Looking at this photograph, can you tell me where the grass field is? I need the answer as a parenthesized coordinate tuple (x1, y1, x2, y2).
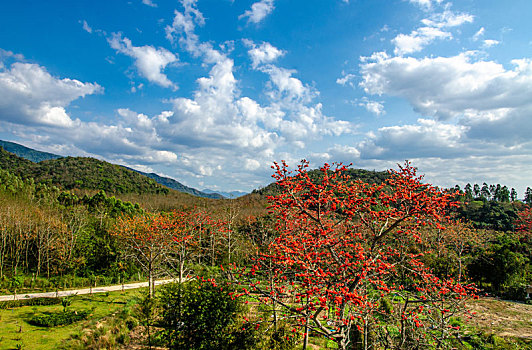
(0, 288, 145, 350)
(1, 290, 531, 350)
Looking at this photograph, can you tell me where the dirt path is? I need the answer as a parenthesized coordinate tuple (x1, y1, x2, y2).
(465, 297, 532, 339)
(0, 279, 176, 301)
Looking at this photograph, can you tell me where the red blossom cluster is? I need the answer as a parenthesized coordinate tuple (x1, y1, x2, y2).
(232, 160, 477, 349)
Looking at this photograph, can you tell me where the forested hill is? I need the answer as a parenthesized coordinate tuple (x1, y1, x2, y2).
(0, 148, 168, 195)
(0, 140, 62, 163)
(252, 167, 390, 196)
(0, 140, 222, 199)
(125, 167, 224, 199)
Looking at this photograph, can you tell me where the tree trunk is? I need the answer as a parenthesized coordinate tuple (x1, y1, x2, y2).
(148, 261, 153, 298)
(303, 295, 310, 349)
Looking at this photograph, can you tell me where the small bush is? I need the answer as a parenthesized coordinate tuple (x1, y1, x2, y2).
(159, 281, 254, 350)
(261, 322, 299, 350)
(0, 297, 61, 309)
(125, 317, 138, 330)
(29, 310, 89, 327)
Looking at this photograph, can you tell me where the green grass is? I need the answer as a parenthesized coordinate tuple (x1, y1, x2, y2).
(0, 288, 145, 350)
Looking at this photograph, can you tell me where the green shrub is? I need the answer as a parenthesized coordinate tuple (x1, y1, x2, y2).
(261, 322, 299, 350)
(159, 281, 256, 350)
(29, 310, 89, 327)
(0, 297, 61, 309)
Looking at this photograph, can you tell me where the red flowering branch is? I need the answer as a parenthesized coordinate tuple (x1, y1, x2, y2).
(231, 160, 477, 350)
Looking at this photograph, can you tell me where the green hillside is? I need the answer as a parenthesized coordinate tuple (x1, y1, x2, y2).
(0, 140, 222, 199)
(125, 167, 224, 199)
(0, 148, 168, 195)
(0, 140, 62, 162)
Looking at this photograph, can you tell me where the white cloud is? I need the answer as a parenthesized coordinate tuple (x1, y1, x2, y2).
(357, 118, 466, 159)
(422, 9, 474, 28)
(262, 65, 314, 102)
(355, 49, 532, 193)
(392, 6, 473, 55)
(162, 0, 354, 175)
(473, 27, 485, 41)
(394, 155, 532, 195)
(142, 0, 157, 7)
(1, 0, 357, 192)
(336, 72, 356, 87)
(0, 60, 101, 127)
(239, 0, 275, 24)
(309, 144, 360, 164)
(358, 97, 385, 116)
(393, 27, 451, 55)
(82, 20, 92, 33)
(360, 52, 532, 122)
(409, 0, 443, 10)
(108, 34, 178, 88)
(482, 39, 500, 48)
(244, 159, 261, 171)
(0, 49, 24, 63)
(243, 39, 285, 68)
(165, 0, 204, 44)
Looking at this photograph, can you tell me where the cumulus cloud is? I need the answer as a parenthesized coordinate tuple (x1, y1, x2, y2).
(309, 144, 361, 165)
(336, 72, 356, 87)
(239, 0, 275, 24)
(482, 39, 500, 48)
(421, 9, 474, 28)
(163, 0, 353, 157)
(108, 34, 178, 88)
(355, 48, 532, 193)
(393, 27, 451, 55)
(165, 0, 204, 45)
(409, 0, 443, 10)
(243, 39, 285, 68)
(357, 119, 467, 159)
(2, 0, 357, 192)
(358, 97, 385, 116)
(142, 0, 157, 7)
(360, 52, 532, 122)
(0, 60, 101, 127)
(392, 6, 473, 55)
(340, 0, 532, 194)
(395, 155, 532, 195)
(262, 66, 315, 102)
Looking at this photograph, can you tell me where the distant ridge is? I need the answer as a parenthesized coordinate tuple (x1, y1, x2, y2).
(124, 167, 224, 199)
(0, 140, 62, 163)
(0, 140, 222, 199)
(202, 189, 248, 199)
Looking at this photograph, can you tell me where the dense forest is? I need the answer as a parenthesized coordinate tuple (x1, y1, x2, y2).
(0, 148, 531, 349)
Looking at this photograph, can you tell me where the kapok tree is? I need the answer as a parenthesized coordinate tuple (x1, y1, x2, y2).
(232, 161, 477, 350)
(516, 205, 532, 235)
(165, 210, 206, 283)
(113, 213, 175, 297)
(426, 219, 484, 282)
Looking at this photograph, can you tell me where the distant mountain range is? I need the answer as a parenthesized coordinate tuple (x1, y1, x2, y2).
(0, 140, 242, 199)
(123, 167, 224, 199)
(201, 189, 248, 199)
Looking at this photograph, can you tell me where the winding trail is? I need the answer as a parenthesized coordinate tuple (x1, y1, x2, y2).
(0, 279, 176, 301)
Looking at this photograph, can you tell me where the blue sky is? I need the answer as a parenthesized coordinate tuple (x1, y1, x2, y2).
(1, 0, 531, 195)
